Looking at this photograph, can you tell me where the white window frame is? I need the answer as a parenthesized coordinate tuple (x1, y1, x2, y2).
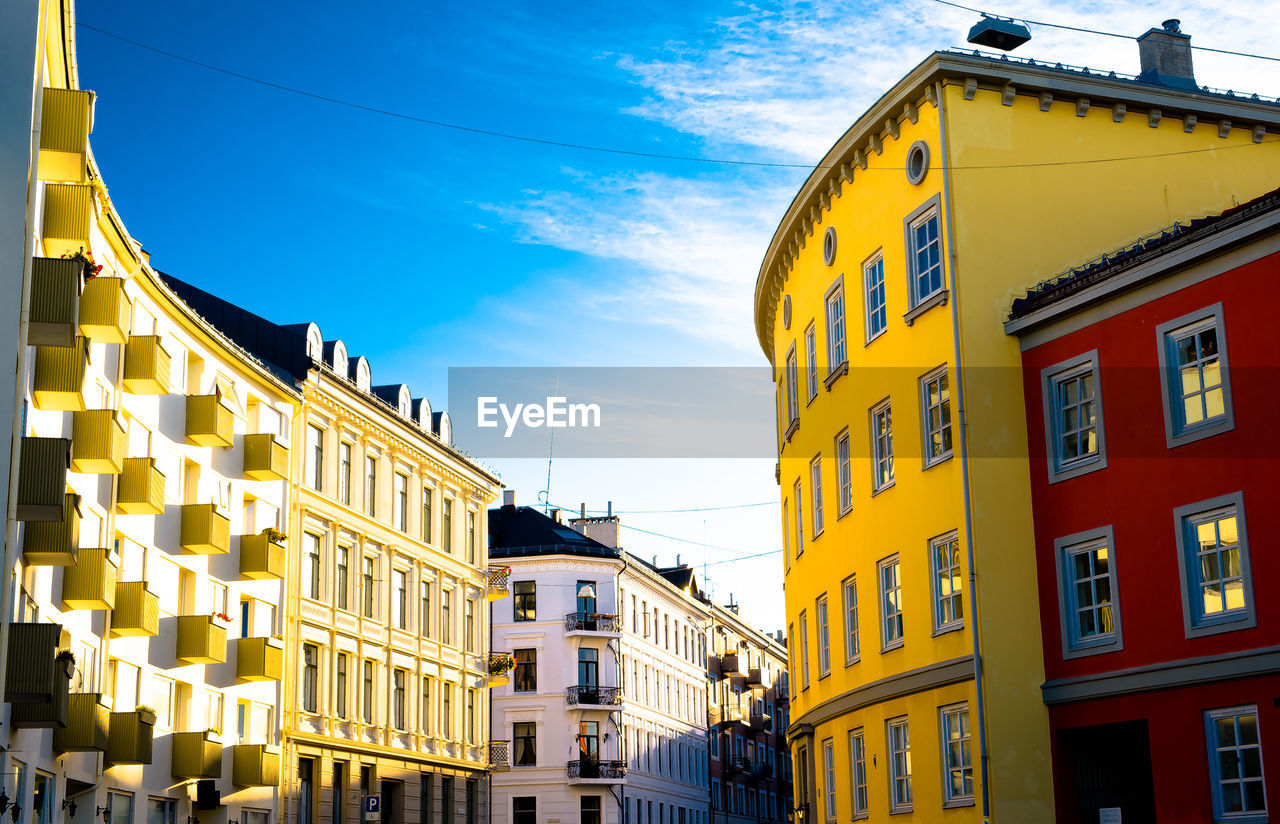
(887, 716, 913, 813)
(940, 704, 974, 807)
(825, 277, 847, 379)
(863, 251, 886, 344)
(822, 738, 836, 821)
(810, 456, 824, 538)
(785, 344, 800, 431)
(849, 728, 868, 819)
(1054, 525, 1123, 658)
(1156, 304, 1234, 448)
(871, 399, 894, 493)
(878, 556, 903, 651)
(798, 610, 810, 690)
(1174, 492, 1255, 639)
(903, 194, 946, 319)
(1205, 704, 1268, 822)
(930, 532, 963, 635)
(835, 430, 852, 516)
(1041, 350, 1107, 482)
(793, 479, 804, 558)
(805, 323, 819, 403)
(842, 575, 859, 665)
(815, 594, 830, 677)
(920, 365, 953, 468)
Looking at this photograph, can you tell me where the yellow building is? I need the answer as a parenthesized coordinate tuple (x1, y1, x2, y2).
(756, 26, 1280, 823)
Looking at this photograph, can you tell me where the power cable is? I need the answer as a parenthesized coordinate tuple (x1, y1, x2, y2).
(571, 501, 777, 515)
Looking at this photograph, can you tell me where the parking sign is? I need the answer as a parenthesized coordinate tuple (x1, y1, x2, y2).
(364, 795, 381, 823)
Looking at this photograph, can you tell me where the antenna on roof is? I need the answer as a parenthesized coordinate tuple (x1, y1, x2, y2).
(539, 371, 560, 514)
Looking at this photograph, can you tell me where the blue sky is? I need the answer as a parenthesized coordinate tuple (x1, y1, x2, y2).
(76, 0, 1280, 629)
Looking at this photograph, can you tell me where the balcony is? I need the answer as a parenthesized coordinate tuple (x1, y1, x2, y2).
(111, 582, 160, 637)
(41, 183, 92, 259)
(176, 615, 228, 665)
(746, 666, 768, 688)
(243, 434, 288, 481)
(749, 760, 774, 781)
(239, 533, 286, 580)
(180, 504, 231, 555)
(105, 708, 155, 765)
(53, 693, 108, 753)
(71, 409, 126, 474)
(566, 759, 626, 784)
(38, 88, 93, 183)
(564, 612, 622, 637)
(5, 622, 62, 702)
(22, 492, 80, 566)
(10, 655, 72, 729)
(486, 566, 510, 600)
(79, 276, 130, 344)
(235, 637, 283, 682)
(716, 704, 747, 727)
(488, 652, 515, 687)
(31, 337, 88, 411)
(748, 710, 773, 733)
(116, 457, 165, 515)
(232, 744, 279, 787)
(727, 756, 750, 776)
(488, 740, 510, 772)
(17, 436, 70, 521)
(186, 394, 235, 447)
(720, 652, 745, 678)
(28, 257, 84, 347)
(172, 731, 222, 779)
(61, 548, 117, 610)
(122, 335, 171, 395)
(565, 685, 623, 709)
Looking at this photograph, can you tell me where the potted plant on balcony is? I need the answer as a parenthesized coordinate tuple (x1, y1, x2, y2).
(55, 649, 76, 679)
(262, 527, 287, 545)
(210, 611, 232, 627)
(488, 652, 516, 676)
(60, 248, 102, 282)
(135, 704, 157, 726)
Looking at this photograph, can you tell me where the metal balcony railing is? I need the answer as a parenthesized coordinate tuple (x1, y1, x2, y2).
(486, 566, 510, 600)
(565, 685, 622, 707)
(488, 740, 510, 772)
(564, 612, 621, 633)
(566, 759, 626, 781)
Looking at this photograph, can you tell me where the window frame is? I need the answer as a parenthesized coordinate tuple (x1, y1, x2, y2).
(939, 703, 975, 807)
(919, 365, 953, 469)
(842, 575, 859, 666)
(835, 429, 852, 517)
(784, 343, 800, 437)
(870, 399, 894, 494)
(862, 251, 887, 344)
(810, 456, 824, 539)
(1204, 704, 1268, 822)
(886, 715, 913, 813)
(824, 276, 848, 387)
(849, 728, 868, 819)
(1173, 492, 1255, 639)
(1054, 525, 1124, 658)
(793, 479, 804, 558)
(798, 610, 810, 690)
(1041, 350, 1108, 482)
(902, 193, 947, 323)
(929, 532, 964, 636)
(1156, 303, 1234, 448)
(878, 555, 903, 652)
(822, 738, 837, 821)
(805, 323, 819, 403)
(815, 594, 831, 678)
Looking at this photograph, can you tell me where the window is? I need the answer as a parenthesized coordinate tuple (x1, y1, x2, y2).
(465, 599, 476, 652)
(336, 546, 350, 610)
(581, 796, 602, 824)
(1055, 526, 1122, 657)
(467, 512, 477, 564)
(905, 198, 944, 312)
(339, 442, 352, 504)
(879, 556, 903, 650)
(363, 557, 376, 618)
(1205, 706, 1267, 820)
(835, 431, 852, 516)
(887, 716, 912, 812)
(422, 487, 434, 543)
(1175, 494, 1255, 638)
(513, 580, 535, 621)
(513, 798, 536, 824)
(421, 677, 432, 735)
(822, 739, 836, 821)
(307, 425, 323, 490)
(931, 533, 963, 633)
(871, 400, 893, 492)
(467, 689, 477, 742)
(810, 457, 824, 538)
(805, 324, 818, 402)
(389, 569, 407, 630)
(336, 654, 348, 718)
(147, 798, 176, 824)
(785, 345, 799, 429)
(362, 660, 375, 724)
(421, 580, 432, 637)
(793, 480, 804, 558)
(842, 576, 859, 664)
(798, 610, 810, 689)
(816, 595, 830, 677)
(1041, 351, 1106, 480)
(940, 704, 974, 806)
(304, 534, 321, 600)
(150, 676, 174, 729)
(365, 456, 377, 517)
(302, 644, 318, 713)
(298, 759, 314, 824)
(825, 280, 846, 373)
(920, 367, 952, 466)
(442, 590, 452, 645)
(393, 669, 407, 730)
(443, 499, 453, 553)
(395, 473, 409, 531)
(849, 729, 868, 818)
(513, 649, 537, 692)
(863, 253, 886, 342)
(1157, 305, 1233, 447)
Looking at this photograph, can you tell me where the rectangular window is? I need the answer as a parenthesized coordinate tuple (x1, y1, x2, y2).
(816, 595, 830, 677)
(395, 473, 409, 531)
(849, 729, 868, 818)
(822, 738, 836, 821)
(805, 324, 818, 402)
(842, 576, 859, 664)
(467, 511, 477, 564)
(513, 649, 537, 692)
(365, 456, 377, 517)
(516, 722, 540, 766)
(826, 280, 846, 371)
(513, 580, 535, 621)
(871, 400, 894, 492)
(1042, 351, 1106, 481)
(393, 570, 408, 630)
(785, 346, 799, 428)
(442, 591, 452, 645)
(793, 480, 804, 558)
(581, 796, 602, 824)
(798, 610, 810, 689)
(940, 704, 974, 806)
(513, 798, 536, 824)
(1157, 306, 1233, 447)
(1175, 494, 1255, 638)
(297, 760, 313, 824)
(422, 487, 434, 544)
(879, 556, 903, 650)
(1055, 526, 1122, 657)
(304, 533, 322, 600)
(363, 557, 376, 618)
(421, 677, 432, 735)
(307, 425, 323, 491)
(931, 533, 963, 633)
(887, 716, 912, 812)
(393, 669, 407, 730)
(362, 660, 375, 724)
(906, 203, 943, 309)
(465, 599, 476, 652)
(421, 580, 432, 637)
(810, 457, 824, 538)
(467, 689, 477, 742)
(920, 367, 953, 466)
(302, 644, 318, 713)
(336, 653, 348, 718)
(835, 431, 852, 516)
(339, 442, 352, 505)
(336, 546, 350, 611)
(1205, 705, 1267, 819)
(443, 499, 453, 554)
(863, 253, 886, 342)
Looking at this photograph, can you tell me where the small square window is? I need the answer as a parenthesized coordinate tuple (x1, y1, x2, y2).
(920, 366, 953, 467)
(1054, 526, 1123, 658)
(1156, 304, 1234, 448)
(1041, 350, 1107, 482)
(1174, 493, 1255, 638)
(1205, 705, 1268, 821)
(870, 400, 894, 493)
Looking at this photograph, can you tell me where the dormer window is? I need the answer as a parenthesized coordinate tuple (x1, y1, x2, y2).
(304, 323, 323, 361)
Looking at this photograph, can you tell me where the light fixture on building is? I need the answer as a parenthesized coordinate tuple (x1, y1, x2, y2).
(96, 806, 111, 824)
(9, 805, 18, 823)
(967, 15, 1032, 50)
(61, 800, 77, 817)
(577, 584, 596, 599)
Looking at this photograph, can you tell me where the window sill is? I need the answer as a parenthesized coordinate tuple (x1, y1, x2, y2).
(923, 451, 953, 471)
(1167, 417, 1233, 449)
(864, 329, 885, 348)
(881, 640, 904, 653)
(932, 622, 964, 638)
(1186, 610, 1256, 639)
(903, 290, 949, 326)
(844, 656, 860, 668)
(888, 806, 914, 816)
(784, 418, 800, 444)
(871, 480, 896, 498)
(942, 799, 975, 809)
(1049, 453, 1106, 484)
(1062, 637, 1122, 659)
(824, 362, 849, 391)
(836, 504, 853, 522)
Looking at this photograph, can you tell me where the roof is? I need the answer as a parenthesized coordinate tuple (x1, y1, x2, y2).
(489, 505, 620, 560)
(1007, 185, 1280, 325)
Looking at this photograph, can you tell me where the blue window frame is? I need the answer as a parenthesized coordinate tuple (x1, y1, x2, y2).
(1157, 305, 1234, 448)
(1174, 493, 1255, 638)
(1054, 526, 1123, 658)
(863, 253, 886, 342)
(1205, 705, 1268, 822)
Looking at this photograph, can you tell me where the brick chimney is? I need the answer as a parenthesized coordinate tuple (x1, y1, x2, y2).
(1137, 19, 1196, 91)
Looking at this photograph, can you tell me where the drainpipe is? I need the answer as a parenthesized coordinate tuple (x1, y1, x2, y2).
(935, 79, 992, 823)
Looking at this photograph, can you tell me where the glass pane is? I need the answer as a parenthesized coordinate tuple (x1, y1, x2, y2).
(1219, 516, 1238, 546)
(1095, 577, 1111, 605)
(1203, 583, 1224, 616)
(1197, 521, 1219, 551)
(1217, 717, 1238, 748)
(1244, 780, 1266, 811)
(1224, 579, 1246, 612)
(1181, 365, 1203, 396)
(1202, 358, 1221, 389)
(1221, 750, 1242, 780)
(1243, 747, 1263, 778)
(1074, 553, 1091, 581)
(1239, 714, 1259, 746)
(1200, 328, 1218, 357)
(1222, 781, 1243, 812)
(1060, 381, 1078, 406)
(1094, 547, 1109, 575)
(1077, 608, 1095, 637)
(1205, 387, 1225, 419)
(1201, 553, 1222, 583)
(1184, 395, 1204, 425)
(1176, 336, 1198, 367)
(1223, 547, 1242, 578)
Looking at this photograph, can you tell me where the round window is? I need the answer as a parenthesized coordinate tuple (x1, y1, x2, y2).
(822, 226, 837, 266)
(782, 295, 792, 330)
(906, 140, 930, 185)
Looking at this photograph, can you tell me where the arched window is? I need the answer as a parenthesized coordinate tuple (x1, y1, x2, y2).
(436, 411, 452, 446)
(414, 398, 432, 430)
(354, 357, 371, 392)
(305, 323, 323, 361)
(330, 340, 348, 378)
(398, 385, 412, 418)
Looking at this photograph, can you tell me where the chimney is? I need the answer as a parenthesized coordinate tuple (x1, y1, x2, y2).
(502, 489, 516, 508)
(1137, 19, 1196, 90)
(550, 508, 561, 524)
(676, 554, 681, 567)
(580, 502, 586, 518)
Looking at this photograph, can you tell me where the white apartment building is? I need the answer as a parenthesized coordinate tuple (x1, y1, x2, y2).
(489, 497, 710, 824)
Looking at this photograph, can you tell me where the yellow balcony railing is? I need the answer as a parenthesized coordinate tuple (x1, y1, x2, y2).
(71, 409, 126, 474)
(487, 566, 511, 601)
(111, 582, 159, 637)
(239, 533, 286, 580)
(61, 548, 118, 611)
(105, 708, 155, 765)
(232, 744, 280, 787)
(10, 656, 71, 729)
(17, 437, 70, 521)
(176, 615, 228, 665)
(186, 395, 234, 447)
(28, 257, 83, 347)
(4, 623, 62, 703)
(53, 693, 108, 753)
(235, 637, 283, 682)
(38, 88, 93, 184)
(243, 434, 288, 481)
(31, 337, 88, 411)
(41, 184, 92, 259)
(116, 457, 165, 515)
(172, 731, 222, 779)
(180, 504, 231, 555)
(23, 492, 80, 566)
(122, 335, 171, 395)
(79, 276, 130, 345)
